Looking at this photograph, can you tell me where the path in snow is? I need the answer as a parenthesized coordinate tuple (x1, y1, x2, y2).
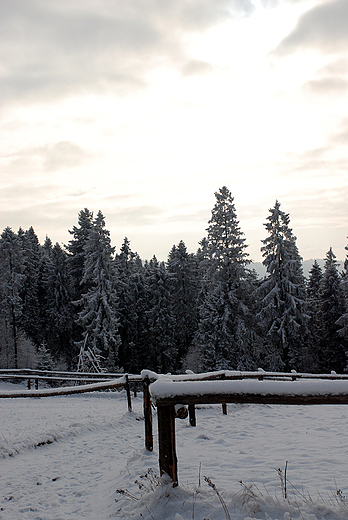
(0, 390, 147, 519)
(1, 383, 348, 519)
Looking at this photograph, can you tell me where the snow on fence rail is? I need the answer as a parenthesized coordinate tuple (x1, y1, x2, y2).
(141, 370, 348, 487)
(0, 375, 127, 397)
(0, 369, 142, 385)
(0, 371, 143, 412)
(0, 368, 132, 382)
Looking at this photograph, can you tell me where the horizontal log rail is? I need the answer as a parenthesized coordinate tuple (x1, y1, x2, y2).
(155, 392, 348, 407)
(0, 368, 142, 380)
(0, 376, 128, 398)
(0, 374, 127, 383)
(141, 369, 348, 383)
(0, 370, 142, 398)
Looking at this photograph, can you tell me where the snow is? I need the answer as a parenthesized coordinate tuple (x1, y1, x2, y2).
(1, 380, 348, 519)
(149, 378, 348, 401)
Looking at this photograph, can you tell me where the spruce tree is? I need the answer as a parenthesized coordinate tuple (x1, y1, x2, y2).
(36, 342, 55, 371)
(76, 211, 121, 370)
(44, 243, 75, 368)
(256, 201, 307, 371)
(67, 208, 95, 352)
(337, 238, 348, 344)
(194, 187, 261, 371)
(67, 208, 94, 300)
(19, 227, 41, 347)
(167, 240, 199, 367)
(144, 256, 176, 373)
(0, 227, 25, 368)
(305, 260, 323, 371)
(35, 236, 54, 348)
(116, 237, 146, 372)
(318, 248, 347, 372)
(121, 263, 149, 372)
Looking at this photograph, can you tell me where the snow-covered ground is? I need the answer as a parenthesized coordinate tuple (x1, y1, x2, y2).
(1, 380, 348, 519)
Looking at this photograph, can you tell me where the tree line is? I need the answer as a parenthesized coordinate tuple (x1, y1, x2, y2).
(1, 186, 347, 374)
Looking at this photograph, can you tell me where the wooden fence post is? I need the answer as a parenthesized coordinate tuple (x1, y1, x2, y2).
(27, 379, 31, 390)
(143, 376, 153, 452)
(222, 403, 227, 415)
(157, 404, 178, 487)
(35, 378, 38, 390)
(125, 374, 132, 412)
(188, 404, 196, 426)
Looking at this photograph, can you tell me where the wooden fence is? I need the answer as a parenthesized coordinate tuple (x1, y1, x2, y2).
(3, 369, 348, 487)
(145, 371, 348, 486)
(0, 369, 142, 411)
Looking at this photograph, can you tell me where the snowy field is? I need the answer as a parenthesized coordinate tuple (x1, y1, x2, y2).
(1, 381, 348, 519)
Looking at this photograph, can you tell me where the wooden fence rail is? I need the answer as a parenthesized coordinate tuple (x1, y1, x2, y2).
(0, 371, 142, 411)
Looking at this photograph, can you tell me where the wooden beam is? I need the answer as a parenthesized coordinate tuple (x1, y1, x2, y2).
(143, 376, 153, 451)
(125, 374, 132, 412)
(157, 404, 178, 486)
(155, 392, 348, 407)
(188, 404, 196, 426)
(0, 378, 127, 398)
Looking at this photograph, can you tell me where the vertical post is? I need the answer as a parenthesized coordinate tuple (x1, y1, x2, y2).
(28, 378, 31, 390)
(188, 404, 196, 426)
(157, 404, 178, 486)
(143, 376, 153, 451)
(125, 374, 132, 412)
(35, 378, 39, 390)
(222, 403, 227, 415)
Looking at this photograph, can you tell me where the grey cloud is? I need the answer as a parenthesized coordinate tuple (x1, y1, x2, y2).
(181, 59, 214, 77)
(301, 58, 348, 96)
(42, 141, 87, 171)
(108, 205, 163, 227)
(0, 182, 91, 214)
(288, 187, 348, 219)
(0, 141, 88, 192)
(330, 118, 348, 145)
(274, 0, 348, 55)
(0, 0, 246, 106)
(302, 76, 348, 96)
(0, 182, 57, 201)
(165, 208, 211, 224)
(319, 58, 348, 75)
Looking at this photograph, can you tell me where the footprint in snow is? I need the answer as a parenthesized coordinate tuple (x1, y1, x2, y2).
(196, 434, 210, 440)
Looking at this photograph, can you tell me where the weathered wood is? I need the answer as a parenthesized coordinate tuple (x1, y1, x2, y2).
(155, 392, 348, 407)
(157, 404, 178, 486)
(222, 403, 227, 415)
(188, 404, 196, 427)
(175, 404, 188, 419)
(0, 374, 127, 383)
(143, 376, 153, 451)
(125, 374, 132, 412)
(35, 378, 38, 390)
(27, 379, 31, 390)
(0, 378, 127, 398)
(0, 368, 128, 378)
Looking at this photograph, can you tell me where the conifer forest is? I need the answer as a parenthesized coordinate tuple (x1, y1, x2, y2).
(1, 187, 348, 374)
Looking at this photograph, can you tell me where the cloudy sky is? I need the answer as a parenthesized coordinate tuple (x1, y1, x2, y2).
(1, 0, 347, 263)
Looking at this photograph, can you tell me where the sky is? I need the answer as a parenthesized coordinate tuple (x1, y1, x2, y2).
(1, 0, 348, 263)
